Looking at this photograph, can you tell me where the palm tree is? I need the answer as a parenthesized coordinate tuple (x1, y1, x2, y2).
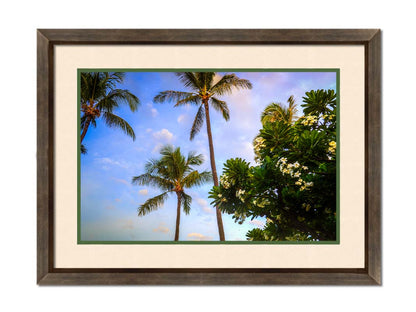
(154, 72, 252, 241)
(132, 145, 212, 241)
(261, 95, 298, 124)
(80, 72, 140, 146)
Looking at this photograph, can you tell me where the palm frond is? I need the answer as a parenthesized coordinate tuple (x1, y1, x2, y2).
(210, 97, 230, 121)
(210, 73, 253, 96)
(98, 89, 140, 112)
(190, 105, 205, 141)
(138, 191, 170, 216)
(159, 144, 176, 158)
(80, 114, 86, 129)
(196, 72, 216, 89)
(174, 94, 201, 107)
(132, 173, 174, 191)
(261, 102, 283, 123)
(287, 95, 295, 107)
(180, 192, 192, 215)
(287, 95, 298, 120)
(102, 112, 136, 140)
(182, 170, 212, 188)
(175, 72, 201, 91)
(159, 145, 187, 180)
(80, 144, 87, 154)
(185, 151, 204, 167)
(261, 96, 298, 124)
(153, 91, 195, 104)
(144, 158, 161, 174)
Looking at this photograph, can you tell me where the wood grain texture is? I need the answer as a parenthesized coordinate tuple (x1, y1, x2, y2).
(36, 29, 382, 285)
(40, 270, 378, 285)
(37, 31, 50, 284)
(38, 29, 378, 44)
(366, 30, 382, 284)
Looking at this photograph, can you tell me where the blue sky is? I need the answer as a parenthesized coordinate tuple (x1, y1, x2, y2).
(80, 71, 337, 241)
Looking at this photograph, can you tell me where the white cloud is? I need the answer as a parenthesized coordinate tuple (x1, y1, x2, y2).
(122, 219, 135, 230)
(153, 224, 169, 233)
(196, 198, 208, 206)
(248, 220, 265, 228)
(202, 206, 214, 214)
(196, 198, 214, 214)
(153, 129, 174, 142)
(111, 177, 129, 185)
(138, 189, 148, 196)
(151, 108, 158, 117)
(147, 103, 159, 117)
(177, 114, 187, 123)
(187, 232, 213, 241)
(152, 143, 163, 154)
(146, 128, 152, 133)
(95, 157, 129, 169)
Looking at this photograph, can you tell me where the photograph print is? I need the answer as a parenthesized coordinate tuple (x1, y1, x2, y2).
(79, 70, 338, 243)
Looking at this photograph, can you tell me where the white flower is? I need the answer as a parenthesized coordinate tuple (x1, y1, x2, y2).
(301, 115, 319, 126)
(220, 175, 231, 189)
(236, 189, 246, 202)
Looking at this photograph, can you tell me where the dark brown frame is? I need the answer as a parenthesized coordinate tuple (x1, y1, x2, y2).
(37, 29, 381, 285)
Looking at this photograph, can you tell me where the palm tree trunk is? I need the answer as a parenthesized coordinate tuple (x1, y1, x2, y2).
(203, 101, 225, 241)
(80, 116, 92, 143)
(175, 192, 181, 241)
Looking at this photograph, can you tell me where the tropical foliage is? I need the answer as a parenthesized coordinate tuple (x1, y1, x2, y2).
(209, 89, 337, 241)
(132, 145, 212, 241)
(153, 72, 253, 241)
(80, 72, 140, 152)
(261, 95, 298, 124)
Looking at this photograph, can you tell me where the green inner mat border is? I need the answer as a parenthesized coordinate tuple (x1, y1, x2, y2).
(77, 68, 340, 245)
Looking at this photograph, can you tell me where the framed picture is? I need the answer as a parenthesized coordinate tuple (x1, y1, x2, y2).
(37, 29, 381, 285)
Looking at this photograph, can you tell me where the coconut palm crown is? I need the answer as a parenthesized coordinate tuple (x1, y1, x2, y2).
(153, 72, 252, 241)
(261, 95, 298, 124)
(80, 72, 140, 148)
(132, 145, 212, 241)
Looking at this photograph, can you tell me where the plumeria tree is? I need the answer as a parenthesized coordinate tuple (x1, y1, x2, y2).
(209, 89, 337, 241)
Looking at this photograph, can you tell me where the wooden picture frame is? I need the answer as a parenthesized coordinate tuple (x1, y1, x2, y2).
(37, 29, 381, 285)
